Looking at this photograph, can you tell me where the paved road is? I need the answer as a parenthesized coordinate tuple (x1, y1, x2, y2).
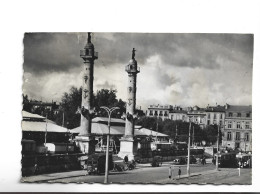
(162, 168, 251, 184)
(44, 163, 217, 184)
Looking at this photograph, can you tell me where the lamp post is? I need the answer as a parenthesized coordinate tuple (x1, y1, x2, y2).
(100, 106, 120, 184)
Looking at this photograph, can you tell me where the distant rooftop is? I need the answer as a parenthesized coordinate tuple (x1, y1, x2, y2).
(225, 104, 252, 112)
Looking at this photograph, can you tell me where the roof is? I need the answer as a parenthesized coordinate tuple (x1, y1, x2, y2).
(22, 111, 45, 119)
(205, 105, 226, 112)
(225, 105, 252, 112)
(22, 120, 77, 133)
(71, 123, 168, 137)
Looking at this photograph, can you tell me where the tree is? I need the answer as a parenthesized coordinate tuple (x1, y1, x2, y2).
(55, 87, 82, 129)
(22, 94, 32, 112)
(56, 87, 126, 129)
(202, 124, 222, 145)
(135, 116, 163, 132)
(93, 89, 126, 118)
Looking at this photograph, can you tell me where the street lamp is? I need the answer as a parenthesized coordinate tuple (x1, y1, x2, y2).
(100, 106, 120, 184)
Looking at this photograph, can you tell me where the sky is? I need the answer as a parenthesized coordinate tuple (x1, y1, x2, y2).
(23, 33, 253, 110)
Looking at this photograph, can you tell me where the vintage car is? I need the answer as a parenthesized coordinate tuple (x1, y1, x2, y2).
(185, 155, 197, 164)
(173, 157, 186, 165)
(86, 153, 113, 175)
(151, 156, 163, 167)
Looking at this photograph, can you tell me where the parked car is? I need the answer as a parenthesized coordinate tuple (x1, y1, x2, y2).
(151, 156, 163, 167)
(173, 157, 186, 165)
(86, 153, 113, 175)
(185, 155, 197, 164)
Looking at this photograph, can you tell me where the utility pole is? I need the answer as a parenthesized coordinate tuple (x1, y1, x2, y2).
(156, 116, 158, 143)
(62, 112, 65, 127)
(44, 114, 48, 146)
(187, 121, 191, 177)
(192, 125, 195, 147)
(216, 123, 220, 171)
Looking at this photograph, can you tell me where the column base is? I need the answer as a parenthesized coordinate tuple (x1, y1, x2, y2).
(118, 137, 138, 161)
(75, 135, 95, 155)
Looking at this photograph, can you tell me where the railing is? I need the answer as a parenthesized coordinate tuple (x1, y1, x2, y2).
(125, 65, 140, 73)
(80, 50, 98, 59)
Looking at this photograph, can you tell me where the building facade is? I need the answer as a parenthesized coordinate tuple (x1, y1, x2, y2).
(222, 104, 252, 152)
(146, 104, 173, 120)
(205, 105, 226, 126)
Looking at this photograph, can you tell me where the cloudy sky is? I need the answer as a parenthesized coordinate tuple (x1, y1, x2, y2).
(23, 33, 253, 110)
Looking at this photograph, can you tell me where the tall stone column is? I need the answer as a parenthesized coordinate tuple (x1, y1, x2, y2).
(118, 48, 140, 160)
(75, 33, 98, 154)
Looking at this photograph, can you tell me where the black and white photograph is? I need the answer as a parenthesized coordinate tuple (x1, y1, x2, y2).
(1, 0, 260, 192)
(21, 32, 253, 184)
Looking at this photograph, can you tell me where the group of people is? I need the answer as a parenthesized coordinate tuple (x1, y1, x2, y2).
(169, 166, 182, 179)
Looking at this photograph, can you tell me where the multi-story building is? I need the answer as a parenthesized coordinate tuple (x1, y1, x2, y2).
(222, 104, 252, 152)
(168, 106, 187, 121)
(186, 106, 207, 128)
(146, 104, 173, 120)
(205, 105, 226, 126)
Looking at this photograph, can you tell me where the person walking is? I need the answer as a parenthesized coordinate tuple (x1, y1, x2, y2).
(178, 167, 181, 179)
(168, 166, 172, 179)
(124, 155, 129, 164)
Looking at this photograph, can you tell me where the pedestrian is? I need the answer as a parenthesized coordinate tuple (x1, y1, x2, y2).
(202, 157, 206, 165)
(168, 166, 172, 179)
(34, 160, 38, 175)
(171, 165, 175, 179)
(178, 167, 181, 179)
(124, 155, 129, 165)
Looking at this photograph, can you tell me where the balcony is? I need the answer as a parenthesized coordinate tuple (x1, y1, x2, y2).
(80, 50, 98, 59)
(125, 65, 140, 73)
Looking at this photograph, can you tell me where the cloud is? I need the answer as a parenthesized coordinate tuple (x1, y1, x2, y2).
(23, 33, 253, 109)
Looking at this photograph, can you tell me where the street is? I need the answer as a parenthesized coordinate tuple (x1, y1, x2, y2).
(22, 163, 251, 184)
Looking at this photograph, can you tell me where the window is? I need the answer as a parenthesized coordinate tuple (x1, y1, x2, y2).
(214, 114, 216, 119)
(208, 114, 210, 119)
(149, 110, 153, 116)
(235, 132, 240, 140)
(207, 120, 210, 125)
(245, 122, 250, 129)
(246, 113, 250, 117)
(154, 111, 158, 116)
(227, 132, 232, 140)
(237, 122, 241, 129)
(245, 133, 249, 141)
(220, 114, 223, 119)
(237, 113, 241, 117)
(228, 121, 232, 128)
(228, 112, 233, 117)
(235, 142, 240, 149)
(220, 120, 222, 126)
